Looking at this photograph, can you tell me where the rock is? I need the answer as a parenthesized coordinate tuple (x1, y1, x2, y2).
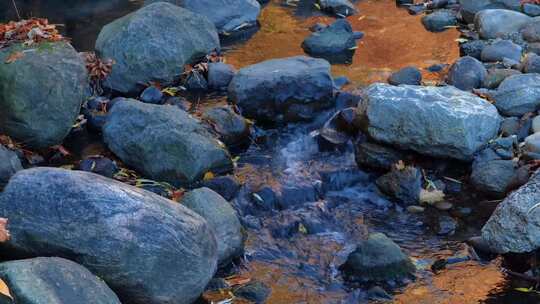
(434, 201, 453, 211)
(302, 19, 356, 63)
(0, 168, 218, 304)
(319, 108, 357, 146)
(252, 187, 279, 212)
(437, 215, 457, 236)
(184, 70, 209, 91)
(139, 86, 163, 104)
(103, 100, 232, 186)
(459, 0, 507, 23)
(320, 169, 369, 192)
(492, 73, 540, 116)
(407, 205, 425, 213)
(480, 40, 522, 62)
(0, 257, 121, 304)
(200, 175, 241, 201)
(525, 132, 540, 153)
(532, 116, 540, 133)
(355, 142, 404, 171)
(0, 42, 88, 148)
(360, 84, 501, 160)
(500, 117, 521, 136)
(522, 20, 540, 42)
(474, 9, 532, 40)
(333, 76, 351, 89)
(0, 145, 22, 187)
(421, 9, 457, 32)
(460, 40, 487, 59)
(181, 188, 244, 266)
(524, 3, 540, 17)
(208, 62, 236, 90)
(340, 233, 415, 283)
(481, 170, 540, 253)
(483, 68, 521, 89)
(522, 53, 540, 73)
(470, 160, 517, 197)
(228, 56, 334, 124)
(144, 0, 260, 34)
(95, 2, 220, 94)
(202, 106, 251, 149)
(447, 56, 487, 90)
(367, 286, 393, 301)
(234, 281, 271, 304)
(78, 156, 118, 178)
(387, 66, 422, 86)
(318, 0, 357, 17)
(376, 166, 422, 205)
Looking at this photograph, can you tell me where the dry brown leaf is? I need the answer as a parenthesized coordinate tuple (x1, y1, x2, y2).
(0, 218, 10, 243)
(4, 51, 23, 64)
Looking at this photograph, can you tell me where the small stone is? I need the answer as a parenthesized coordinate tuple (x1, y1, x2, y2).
(481, 40, 523, 63)
(388, 66, 422, 86)
(437, 215, 457, 236)
(434, 201, 453, 211)
(139, 86, 163, 104)
(234, 281, 271, 304)
(407, 205, 425, 213)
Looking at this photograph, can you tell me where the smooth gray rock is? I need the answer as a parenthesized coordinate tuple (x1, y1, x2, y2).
(144, 0, 260, 33)
(0, 145, 22, 187)
(421, 9, 457, 32)
(470, 160, 517, 197)
(0, 42, 88, 148)
(522, 20, 540, 42)
(475, 9, 532, 39)
(447, 56, 487, 90)
(228, 56, 334, 124)
(482, 170, 540, 253)
(103, 100, 232, 186)
(208, 62, 236, 90)
(0, 168, 218, 304)
(95, 2, 220, 94)
(481, 40, 523, 62)
(202, 106, 250, 149)
(360, 84, 502, 160)
(387, 66, 422, 86)
(492, 73, 540, 116)
(0, 257, 121, 304)
(302, 19, 356, 63)
(181, 187, 244, 266)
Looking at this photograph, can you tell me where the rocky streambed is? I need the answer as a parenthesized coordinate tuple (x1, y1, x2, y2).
(1, 0, 540, 303)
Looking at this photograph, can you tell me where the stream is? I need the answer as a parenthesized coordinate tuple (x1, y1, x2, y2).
(2, 0, 540, 303)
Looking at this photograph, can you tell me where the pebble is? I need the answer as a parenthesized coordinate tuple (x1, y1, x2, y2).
(407, 205, 425, 213)
(434, 201, 453, 211)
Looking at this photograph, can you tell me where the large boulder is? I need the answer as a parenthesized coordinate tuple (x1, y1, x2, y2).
(0, 257, 121, 304)
(144, 0, 260, 34)
(95, 2, 220, 94)
(103, 100, 232, 186)
(0, 42, 88, 148)
(482, 170, 540, 253)
(359, 84, 501, 161)
(0, 145, 22, 187)
(492, 73, 540, 116)
(0, 168, 218, 304)
(460, 0, 521, 23)
(474, 9, 532, 39)
(181, 187, 244, 266)
(228, 56, 334, 124)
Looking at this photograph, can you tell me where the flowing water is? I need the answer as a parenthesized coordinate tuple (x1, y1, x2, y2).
(2, 0, 540, 303)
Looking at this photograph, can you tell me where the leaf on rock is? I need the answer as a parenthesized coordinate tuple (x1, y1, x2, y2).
(4, 51, 23, 64)
(419, 189, 445, 205)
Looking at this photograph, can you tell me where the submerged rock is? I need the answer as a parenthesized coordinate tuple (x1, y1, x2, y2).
(228, 56, 334, 124)
(302, 19, 357, 63)
(0, 42, 88, 148)
(492, 73, 540, 116)
(234, 280, 271, 303)
(0, 168, 218, 304)
(103, 100, 232, 186)
(355, 142, 405, 171)
(0, 145, 22, 187)
(0, 257, 121, 304)
(202, 106, 251, 149)
(95, 2, 219, 93)
(376, 166, 422, 205)
(340, 233, 415, 283)
(474, 9, 532, 40)
(359, 84, 501, 161)
(447, 56, 487, 91)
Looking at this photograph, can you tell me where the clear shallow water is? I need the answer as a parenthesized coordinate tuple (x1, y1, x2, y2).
(2, 0, 539, 303)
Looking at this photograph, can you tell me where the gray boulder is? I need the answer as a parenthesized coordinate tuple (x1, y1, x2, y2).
(470, 160, 517, 197)
(0, 145, 22, 187)
(228, 56, 334, 124)
(492, 73, 540, 116)
(95, 2, 220, 94)
(359, 84, 501, 160)
(0, 168, 218, 304)
(144, 0, 260, 34)
(459, 0, 510, 23)
(0, 257, 120, 304)
(0, 42, 88, 148)
(482, 170, 540, 253)
(302, 19, 357, 64)
(103, 100, 232, 186)
(181, 187, 244, 266)
(376, 166, 422, 205)
(447, 56, 487, 91)
(474, 9, 532, 39)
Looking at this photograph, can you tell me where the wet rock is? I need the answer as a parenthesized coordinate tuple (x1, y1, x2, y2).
(522, 20, 540, 42)
(201, 175, 241, 201)
(360, 84, 501, 160)
(0, 257, 121, 304)
(95, 2, 219, 94)
(524, 3, 540, 17)
(355, 142, 404, 171)
(483, 68, 521, 89)
(163, 96, 189, 110)
(0, 168, 218, 304)
(319, 108, 357, 146)
(421, 9, 457, 32)
(340, 233, 415, 283)
(145, 0, 260, 34)
(279, 184, 320, 209)
(366, 286, 393, 301)
(474, 9, 532, 40)
(522, 53, 540, 73)
(437, 215, 457, 236)
(492, 73, 540, 116)
(78, 156, 118, 178)
(459, 40, 487, 59)
(318, 0, 357, 17)
(208, 62, 236, 90)
(0, 145, 22, 187)
(228, 56, 334, 124)
(252, 187, 279, 211)
(481, 40, 523, 62)
(376, 166, 422, 205)
(234, 281, 271, 304)
(203, 106, 251, 149)
(471, 160, 517, 197)
(139, 86, 163, 104)
(387, 66, 422, 86)
(320, 169, 369, 192)
(447, 56, 487, 90)
(181, 187, 244, 266)
(0, 42, 88, 148)
(103, 100, 232, 186)
(185, 70, 209, 91)
(302, 19, 356, 63)
(482, 170, 540, 253)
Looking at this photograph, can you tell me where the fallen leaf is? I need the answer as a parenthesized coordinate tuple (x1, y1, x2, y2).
(419, 189, 445, 205)
(203, 171, 215, 181)
(4, 51, 23, 63)
(0, 218, 10, 243)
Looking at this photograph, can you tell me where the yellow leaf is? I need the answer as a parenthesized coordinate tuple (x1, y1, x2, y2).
(515, 287, 534, 293)
(203, 172, 215, 181)
(298, 223, 308, 234)
(313, 3, 321, 10)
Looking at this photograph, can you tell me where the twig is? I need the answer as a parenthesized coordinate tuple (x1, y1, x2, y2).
(11, 0, 21, 21)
